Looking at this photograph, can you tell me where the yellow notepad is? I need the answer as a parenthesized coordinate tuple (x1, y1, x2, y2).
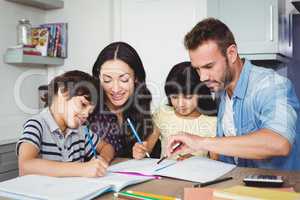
(213, 186, 300, 200)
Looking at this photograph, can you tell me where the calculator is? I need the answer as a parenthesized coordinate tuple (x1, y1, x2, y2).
(243, 174, 284, 187)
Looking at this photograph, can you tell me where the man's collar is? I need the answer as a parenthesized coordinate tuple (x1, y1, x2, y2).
(231, 59, 252, 99)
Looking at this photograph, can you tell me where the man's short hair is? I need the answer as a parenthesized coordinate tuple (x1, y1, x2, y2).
(184, 18, 236, 56)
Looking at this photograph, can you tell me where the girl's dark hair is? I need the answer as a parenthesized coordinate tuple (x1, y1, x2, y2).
(165, 61, 217, 116)
(43, 70, 99, 107)
(92, 42, 153, 141)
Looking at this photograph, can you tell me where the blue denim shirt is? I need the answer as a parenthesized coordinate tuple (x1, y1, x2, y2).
(217, 59, 300, 170)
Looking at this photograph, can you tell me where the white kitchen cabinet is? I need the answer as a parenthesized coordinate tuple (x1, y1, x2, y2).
(114, 0, 292, 64)
(0, 139, 18, 182)
(211, 0, 293, 60)
(113, 0, 214, 107)
(112, 0, 292, 106)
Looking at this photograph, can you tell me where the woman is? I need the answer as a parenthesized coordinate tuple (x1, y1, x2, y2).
(90, 42, 161, 158)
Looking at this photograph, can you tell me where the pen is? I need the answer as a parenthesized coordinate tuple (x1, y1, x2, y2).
(156, 142, 182, 164)
(83, 125, 98, 159)
(127, 118, 150, 158)
(194, 176, 233, 187)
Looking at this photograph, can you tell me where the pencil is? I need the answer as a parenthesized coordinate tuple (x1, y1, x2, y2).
(114, 192, 157, 200)
(156, 155, 167, 164)
(114, 192, 144, 200)
(83, 126, 98, 159)
(127, 190, 180, 200)
(156, 142, 182, 164)
(194, 176, 233, 187)
(127, 118, 150, 158)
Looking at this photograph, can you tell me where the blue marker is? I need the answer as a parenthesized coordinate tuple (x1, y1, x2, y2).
(83, 126, 98, 159)
(126, 118, 150, 158)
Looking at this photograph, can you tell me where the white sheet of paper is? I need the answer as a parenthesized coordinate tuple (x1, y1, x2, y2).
(154, 157, 236, 183)
(108, 158, 176, 174)
(0, 175, 110, 200)
(0, 172, 152, 200)
(109, 157, 236, 183)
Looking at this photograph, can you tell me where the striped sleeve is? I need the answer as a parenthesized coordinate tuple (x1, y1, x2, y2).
(16, 118, 43, 155)
(84, 131, 100, 161)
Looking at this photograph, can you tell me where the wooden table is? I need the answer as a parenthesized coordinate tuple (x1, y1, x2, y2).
(98, 167, 300, 199)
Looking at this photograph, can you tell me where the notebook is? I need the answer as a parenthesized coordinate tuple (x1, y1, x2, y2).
(213, 186, 300, 200)
(0, 171, 153, 200)
(110, 157, 236, 183)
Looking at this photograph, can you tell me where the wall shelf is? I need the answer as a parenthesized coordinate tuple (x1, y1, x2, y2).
(240, 53, 290, 64)
(5, 0, 64, 10)
(4, 49, 64, 65)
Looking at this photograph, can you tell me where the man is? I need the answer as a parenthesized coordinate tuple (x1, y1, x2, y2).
(167, 18, 300, 170)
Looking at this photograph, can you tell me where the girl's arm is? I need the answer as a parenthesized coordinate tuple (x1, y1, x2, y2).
(145, 125, 161, 152)
(208, 152, 219, 160)
(18, 143, 108, 177)
(132, 125, 161, 159)
(96, 140, 115, 164)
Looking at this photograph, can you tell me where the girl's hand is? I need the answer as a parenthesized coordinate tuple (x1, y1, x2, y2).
(82, 158, 108, 177)
(176, 153, 194, 161)
(132, 142, 148, 160)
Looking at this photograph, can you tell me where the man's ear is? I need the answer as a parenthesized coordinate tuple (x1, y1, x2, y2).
(226, 44, 238, 64)
(57, 87, 69, 98)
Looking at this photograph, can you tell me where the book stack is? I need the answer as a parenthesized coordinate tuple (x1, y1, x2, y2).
(6, 45, 41, 56)
(40, 23, 68, 58)
(33, 23, 68, 58)
(213, 186, 300, 200)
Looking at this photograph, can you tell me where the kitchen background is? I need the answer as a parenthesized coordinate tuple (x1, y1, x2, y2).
(0, 0, 299, 180)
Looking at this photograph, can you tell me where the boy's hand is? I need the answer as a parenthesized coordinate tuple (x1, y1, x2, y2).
(82, 158, 108, 177)
(132, 142, 148, 160)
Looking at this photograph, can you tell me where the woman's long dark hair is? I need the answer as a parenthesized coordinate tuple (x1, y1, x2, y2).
(92, 42, 153, 142)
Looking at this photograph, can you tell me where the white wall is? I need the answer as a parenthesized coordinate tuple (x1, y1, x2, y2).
(44, 0, 113, 80)
(113, 0, 208, 109)
(0, 0, 48, 141)
(0, 0, 113, 142)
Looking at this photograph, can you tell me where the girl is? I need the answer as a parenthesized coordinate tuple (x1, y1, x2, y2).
(133, 61, 218, 160)
(90, 42, 161, 158)
(17, 70, 114, 177)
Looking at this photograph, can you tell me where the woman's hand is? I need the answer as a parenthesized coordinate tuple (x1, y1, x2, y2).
(132, 142, 149, 159)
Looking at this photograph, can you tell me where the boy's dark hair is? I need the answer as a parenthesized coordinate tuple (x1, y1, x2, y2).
(165, 62, 217, 116)
(43, 70, 99, 107)
(184, 18, 236, 56)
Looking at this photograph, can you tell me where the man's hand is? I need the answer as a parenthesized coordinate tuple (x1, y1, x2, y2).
(167, 132, 203, 157)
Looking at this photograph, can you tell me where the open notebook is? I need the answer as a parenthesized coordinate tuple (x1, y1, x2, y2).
(109, 157, 236, 183)
(0, 157, 235, 200)
(0, 171, 153, 200)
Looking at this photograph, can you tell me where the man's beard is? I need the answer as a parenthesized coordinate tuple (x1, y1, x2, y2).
(223, 58, 233, 90)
